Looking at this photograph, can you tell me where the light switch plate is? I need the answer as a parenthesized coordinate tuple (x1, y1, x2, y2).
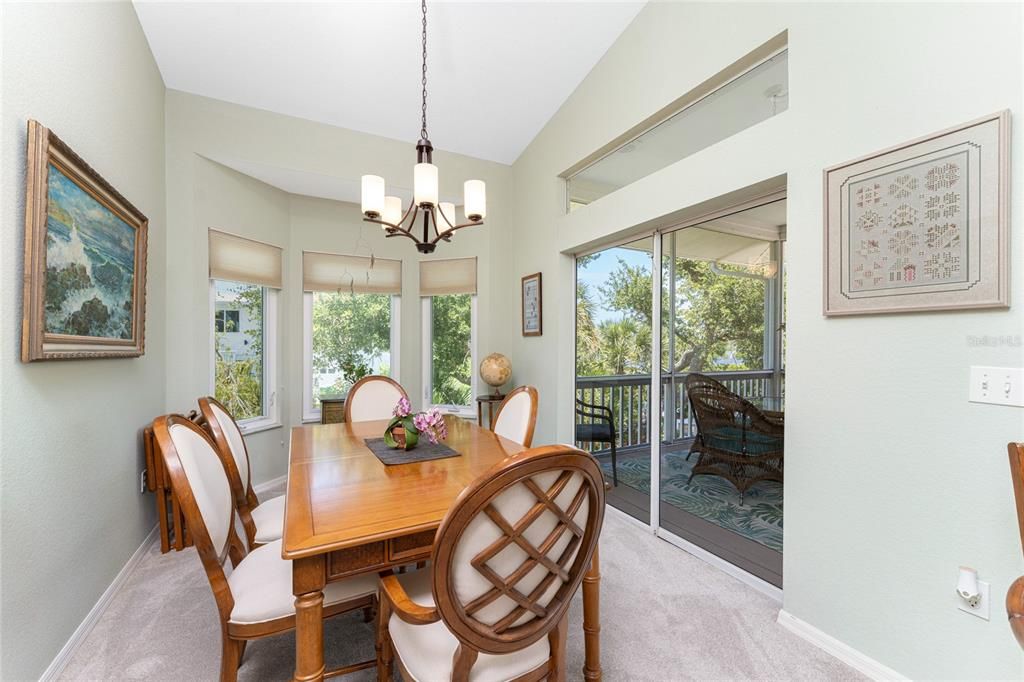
(969, 366, 1024, 407)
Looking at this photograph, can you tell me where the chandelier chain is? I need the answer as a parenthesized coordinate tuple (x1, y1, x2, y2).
(420, 0, 428, 140)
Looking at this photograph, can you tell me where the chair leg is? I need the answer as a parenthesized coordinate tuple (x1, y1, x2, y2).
(219, 631, 242, 682)
(376, 594, 393, 682)
(548, 613, 569, 682)
(610, 441, 618, 487)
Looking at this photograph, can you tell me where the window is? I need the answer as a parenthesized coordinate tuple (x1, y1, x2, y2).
(207, 229, 282, 432)
(215, 309, 240, 333)
(565, 47, 788, 209)
(301, 251, 403, 421)
(422, 294, 477, 411)
(211, 280, 278, 428)
(303, 291, 400, 420)
(419, 256, 478, 413)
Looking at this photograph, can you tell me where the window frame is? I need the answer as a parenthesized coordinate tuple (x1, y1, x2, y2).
(208, 279, 279, 435)
(302, 292, 402, 423)
(421, 294, 478, 417)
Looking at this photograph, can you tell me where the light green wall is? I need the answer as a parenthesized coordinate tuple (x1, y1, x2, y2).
(497, 2, 1023, 679)
(0, 2, 167, 679)
(164, 91, 512, 482)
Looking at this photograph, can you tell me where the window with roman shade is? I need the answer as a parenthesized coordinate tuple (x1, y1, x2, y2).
(419, 256, 477, 296)
(301, 251, 403, 421)
(208, 229, 283, 289)
(303, 251, 402, 294)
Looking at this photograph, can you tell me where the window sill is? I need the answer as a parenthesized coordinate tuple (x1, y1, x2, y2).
(436, 407, 476, 420)
(238, 419, 282, 436)
(301, 415, 321, 424)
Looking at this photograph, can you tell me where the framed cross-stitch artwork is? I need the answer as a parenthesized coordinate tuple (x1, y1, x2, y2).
(521, 272, 542, 336)
(21, 120, 149, 361)
(824, 110, 1010, 316)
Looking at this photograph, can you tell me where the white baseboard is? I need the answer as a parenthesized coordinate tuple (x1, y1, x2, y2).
(777, 610, 907, 681)
(40, 525, 159, 682)
(254, 474, 286, 495)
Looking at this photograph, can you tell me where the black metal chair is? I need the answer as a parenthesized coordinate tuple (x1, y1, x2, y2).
(575, 398, 618, 486)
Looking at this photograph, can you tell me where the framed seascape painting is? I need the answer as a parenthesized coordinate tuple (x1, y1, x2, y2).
(824, 110, 1010, 316)
(521, 272, 542, 336)
(21, 120, 148, 361)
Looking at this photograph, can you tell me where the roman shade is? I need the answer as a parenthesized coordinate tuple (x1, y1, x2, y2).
(419, 257, 477, 296)
(208, 229, 283, 289)
(302, 251, 402, 294)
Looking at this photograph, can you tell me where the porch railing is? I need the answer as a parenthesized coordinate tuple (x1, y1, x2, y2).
(575, 370, 779, 454)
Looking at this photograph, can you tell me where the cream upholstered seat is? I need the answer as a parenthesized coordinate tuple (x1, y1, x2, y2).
(490, 385, 538, 447)
(247, 494, 285, 545)
(153, 415, 376, 681)
(386, 570, 550, 682)
(199, 396, 284, 548)
(344, 375, 409, 422)
(376, 445, 606, 682)
(227, 539, 376, 625)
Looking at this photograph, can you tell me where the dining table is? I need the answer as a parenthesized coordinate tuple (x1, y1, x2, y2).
(282, 415, 604, 681)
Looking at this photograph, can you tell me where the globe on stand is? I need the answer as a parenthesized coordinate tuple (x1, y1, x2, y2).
(479, 353, 512, 396)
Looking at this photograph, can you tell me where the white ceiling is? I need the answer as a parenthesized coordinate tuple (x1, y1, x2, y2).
(133, 1, 646, 165)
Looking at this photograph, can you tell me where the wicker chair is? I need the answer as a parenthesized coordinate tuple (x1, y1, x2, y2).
(685, 373, 784, 504)
(575, 398, 617, 486)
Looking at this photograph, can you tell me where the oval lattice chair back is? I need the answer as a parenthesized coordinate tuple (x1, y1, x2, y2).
(491, 385, 539, 447)
(432, 445, 606, 657)
(344, 375, 409, 422)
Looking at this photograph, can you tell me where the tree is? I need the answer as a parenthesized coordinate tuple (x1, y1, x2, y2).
(214, 282, 264, 420)
(430, 294, 472, 405)
(310, 291, 391, 399)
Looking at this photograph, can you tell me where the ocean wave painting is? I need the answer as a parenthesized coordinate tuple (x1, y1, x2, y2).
(44, 163, 136, 339)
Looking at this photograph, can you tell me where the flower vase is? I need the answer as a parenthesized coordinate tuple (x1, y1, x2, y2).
(384, 416, 419, 451)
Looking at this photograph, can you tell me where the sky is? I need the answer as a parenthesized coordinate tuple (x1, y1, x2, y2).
(576, 244, 652, 325)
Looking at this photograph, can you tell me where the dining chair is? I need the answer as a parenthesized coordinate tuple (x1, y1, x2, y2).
(345, 375, 410, 423)
(1007, 441, 1024, 648)
(375, 444, 606, 682)
(491, 385, 539, 447)
(152, 415, 377, 682)
(199, 396, 283, 548)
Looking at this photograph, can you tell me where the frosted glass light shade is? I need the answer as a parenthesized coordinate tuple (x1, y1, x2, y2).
(414, 163, 438, 206)
(382, 196, 403, 226)
(361, 175, 385, 216)
(464, 180, 486, 220)
(436, 202, 456, 232)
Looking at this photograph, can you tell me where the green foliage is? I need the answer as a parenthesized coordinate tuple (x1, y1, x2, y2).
(576, 255, 767, 377)
(214, 283, 265, 421)
(431, 294, 472, 406)
(311, 291, 391, 401)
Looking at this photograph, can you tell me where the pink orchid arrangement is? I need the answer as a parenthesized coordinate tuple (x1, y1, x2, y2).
(384, 399, 448, 450)
(412, 408, 448, 445)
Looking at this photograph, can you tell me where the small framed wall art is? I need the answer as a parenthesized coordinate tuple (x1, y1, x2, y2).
(823, 110, 1010, 316)
(521, 272, 542, 336)
(21, 120, 149, 361)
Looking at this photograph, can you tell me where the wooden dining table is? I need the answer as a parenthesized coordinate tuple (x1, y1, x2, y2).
(282, 416, 604, 681)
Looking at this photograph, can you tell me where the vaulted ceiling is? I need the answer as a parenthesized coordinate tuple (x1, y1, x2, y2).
(133, 1, 646, 165)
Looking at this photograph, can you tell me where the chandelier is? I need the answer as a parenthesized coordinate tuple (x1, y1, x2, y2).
(360, 0, 486, 254)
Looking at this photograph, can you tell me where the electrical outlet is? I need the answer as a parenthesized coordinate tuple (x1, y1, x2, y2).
(957, 579, 990, 620)
(969, 366, 1024, 407)
(140, 469, 148, 494)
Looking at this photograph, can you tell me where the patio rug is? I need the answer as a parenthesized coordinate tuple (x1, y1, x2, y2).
(597, 451, 783, 552)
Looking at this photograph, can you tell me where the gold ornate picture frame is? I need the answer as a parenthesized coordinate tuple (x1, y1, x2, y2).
(824, 110, 1010, 316)
(21, 120, 148, 361)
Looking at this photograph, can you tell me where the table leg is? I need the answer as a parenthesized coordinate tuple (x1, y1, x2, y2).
(293, 555, 326, 682)
(477, 402, 483, 427)
(582, 543, 601, 681)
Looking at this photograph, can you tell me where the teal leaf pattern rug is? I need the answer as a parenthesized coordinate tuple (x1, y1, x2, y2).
(597, 451, 783, 552)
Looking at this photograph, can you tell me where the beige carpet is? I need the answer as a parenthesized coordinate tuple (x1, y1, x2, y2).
(58, 498, 862, 681)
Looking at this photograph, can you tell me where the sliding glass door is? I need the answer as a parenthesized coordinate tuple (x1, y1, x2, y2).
(575, 236, 654, 522)
(573, 200, 786, 585)
(657, 200, 786, 586)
